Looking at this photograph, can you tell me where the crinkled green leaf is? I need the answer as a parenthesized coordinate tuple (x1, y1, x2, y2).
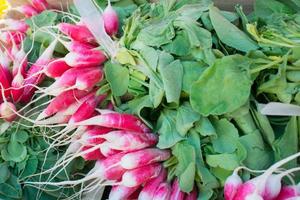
(176, 103, 201, 136)
(182, 61, 207, 94)
(179, 162, 196, 193)
(206, 153, 239, 170)
(195, 117, 216, 137)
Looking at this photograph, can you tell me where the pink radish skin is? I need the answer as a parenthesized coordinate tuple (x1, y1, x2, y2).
(276, 185, 300, 200)
(74, 112, 150, 133)
(82, 126, 113, 144)
(233, 152, 300, 200)
(0, 31, 25, 45)
(0, 65, 12, 101)
(15, 5, 39, 17)
(73, 67, 103, 91)
(95, 153, 127, 180)
(185, 187, 198, 200)
(31, 0, 48, 12)
(152, 183, 172, 200)
(68, 94, 105, 124)
(44, 59, 72, 78)
(100, 131, 158, 151)
(100, 142, 121, 157)
(170, 179, 186, 200)
(64, 50, 106, 68)
(21, 39, 58, 103)
(224, 170, 243, 200)
(0, 19, 29, 33)
(81, 146, 105, 161)
(0, 102, 17, 122)
(108, 185, 139, 200)
(138, 168, 167, 200)
(38, 89, 90, 120)
(120, 148, 170, 170)
(58, 39, 95, 53)
(58, 23, 97, 44)
(121, 163, 162, 187)
(103, 3, 119, 36)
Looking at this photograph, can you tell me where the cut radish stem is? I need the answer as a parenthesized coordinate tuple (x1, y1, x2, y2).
(103, 2, 119, 36)
(120, 148, 170, 170)
(0, 102, 17, 122)
(64, 50, 106, 68)
(152, 183, 171, 200)
(170, 179, 185, 200)
(74, 112, 150, 133)
(224, 169, 243, 200)
(121, 163, 162, 187)
(185, 187, 198, 200)
(138, 168, 167, 200)
(58, 23, 97, 44)
(108, 185, 139, 200)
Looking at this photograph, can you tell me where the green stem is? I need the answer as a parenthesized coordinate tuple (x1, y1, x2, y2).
(250, 58, 283, 74)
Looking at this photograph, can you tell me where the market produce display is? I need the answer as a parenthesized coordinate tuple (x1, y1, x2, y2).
(0, 0, 300, 199)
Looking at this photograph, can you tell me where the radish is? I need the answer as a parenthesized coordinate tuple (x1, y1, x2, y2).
(0, 19, 29, 33)
(44, 59, 72, 78)
(185, 187, 198, 200)
(99, 131, 158, 151)
(170, 178, 186, 200)
(36, 89, 90, 121)
(13, 5, 39, 17)
(233, 152, 300, 200)
(21, 39, 58, 103)
(120, 148, 170, 170)
(103, 1, 119, 36)
(138, 168, 167, 200)
(152, 182, 171, 200)
(58, 23, 97, 44)
(0, 102, 17, 122)
(0, 31, 25, 45)
(108, 185, 139, 200)
(64, 49, 106, 68)
(81, 146, 105, 161)
(121, 163, 162, 187)
(74, 112, 151, 133)
(224, 169, 243, 200)
(0, 64, 12, 101)
(100, 142, 121, 157)
(31, 0, 49, 12)
(276, 184, 300, 200)
(68, 93, 106, 123)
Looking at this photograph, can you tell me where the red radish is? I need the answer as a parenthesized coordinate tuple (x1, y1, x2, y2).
(81, 146, 104, 161)
(68, 40, 95, 53)
(0, 102, 17, 122)
(152, 183, 171, 200)
(103, 1, 119, 36)
(0, 64, 12, 101)
(21, 39, 58, 103)
(121, 163, 162, 187)
(108, 185, 139, 200)
(74, 112, 150, 133)
(44, 59, 72, 78)
(120, 148, 170, 170)
(276, 184, 300, 200)
(233, 152, 300, 200)
(170, 179, 185, 200)
(58, 23, 97, 44)
(0, 49, 12, 69)
(100, 142, 121, 157)
(185, 187, 198, 200)
(224, 169, 243, 200)
(14, 5, 38, 17)
(100, 131, 158, 151)
(138, 168, 167, 200)
(73, 67, 103, 91)
(37, 89, 90, 121)
(64, 50, 106, 68)
(0, 31, 25, 45)
(81, 126, 112, 144)
(31, 0, 49, 12)
(68, 94, 105, 123)
(0, 19, 29, 33)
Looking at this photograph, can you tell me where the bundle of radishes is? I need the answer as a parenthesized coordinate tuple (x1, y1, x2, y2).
(224, 152, 300, 200)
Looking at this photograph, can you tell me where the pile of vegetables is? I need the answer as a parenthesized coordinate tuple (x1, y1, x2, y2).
(0, 0, 300, 199)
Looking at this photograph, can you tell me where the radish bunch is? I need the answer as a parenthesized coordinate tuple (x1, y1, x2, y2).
(224, 152, 300, 200)
(12, 0, 49, 18)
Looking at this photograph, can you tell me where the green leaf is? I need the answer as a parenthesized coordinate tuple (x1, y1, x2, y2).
(190, 55, 252, 116)
(206, 153, 240, 170)
(209, 6, 258, 52)
(3, 141, 27, 162)
(162, 31, 191, 56)
(0, 163, 10, 184)
(212, 119, 239, 153)
(26, 11, 58, 28)
(179, 162, 195, 193)
(149, 79, 164, 108)
(159, 60, 183, 104)
(105, 62, 129, 96)
(20, 156, 39, 179)
(273, 117, 298, 168)
(157, 110, 183, 149)
(254, 0, 295, 20)
(195, 117, 216, 137)
(176, 103, 201, 136)
(14, 131, 29, 143)
(182, 61, 207, 94)
(0, 182, 22, 199)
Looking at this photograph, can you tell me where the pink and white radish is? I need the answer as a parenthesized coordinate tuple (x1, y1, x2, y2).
(152, 182, 171, 200)
(13, 5, 39, 17)
(108, 185, 139, 200)
(64, 49, 106, 68)
(120, 148, 170, 170)
(43, 59, 72, 78)
(185, 187, 198, 200)
(0, 102, 17, 122)
(224, 168, 243, 200)
(103, 1, 119, 36)
(0, 19, 29, 33)
(276, 184, 300, 200)
(170, 178, 186, 200)
(31, 0, 49, 13)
